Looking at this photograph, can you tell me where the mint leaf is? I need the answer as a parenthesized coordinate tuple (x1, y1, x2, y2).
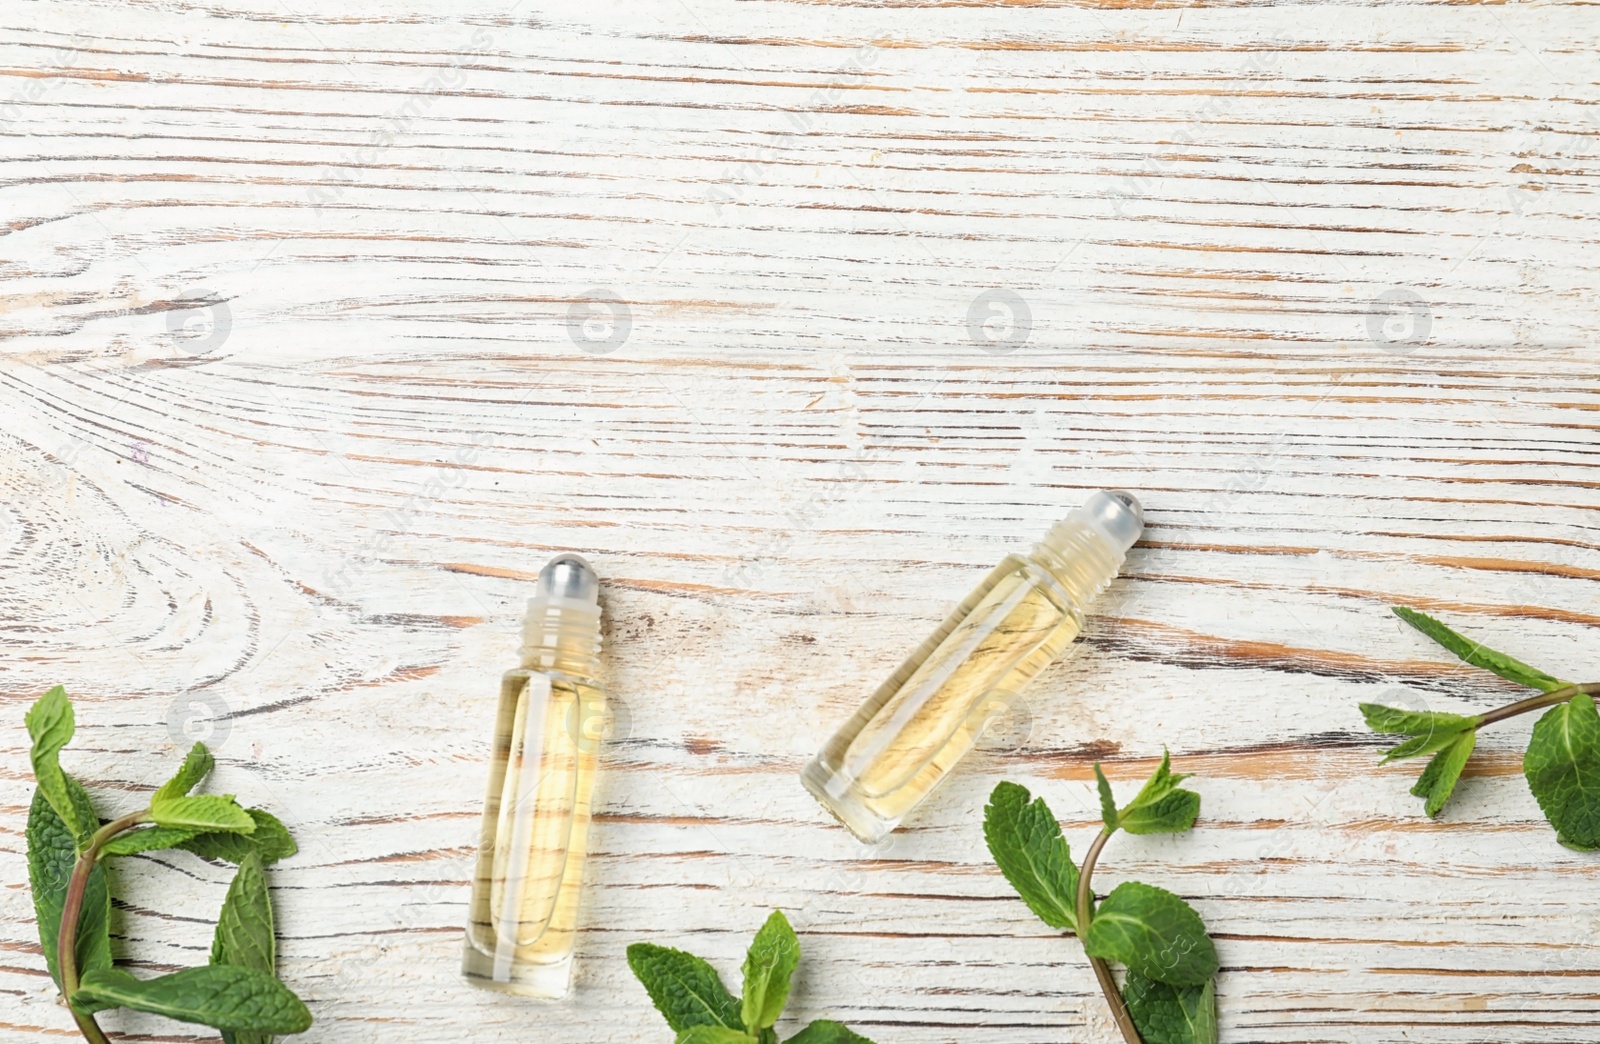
(102, 825, 202, 857)
(1361, 703, 1480, 763)
(675, 1029, 758, 1044)
(1083, 881, 1217, 988)
(150, 794, 256, 833)
(1360, 703, 1480, 737)
(26, 686, 85, 844)
(1121, 789, 1201, 836)
(1410, 729, 1478, 817)
(212, 852, 276, 1044)
(788, 1020, 878, 1044)
(1125, 749, 1185, 805)
(983, 782, 1083, 933)
(180, 809, 297, 866)
(740, 910, 800, 1030)
(27, 781, 111, 987)
(71, 965, 312, 1034)
(1525, 694, 1600, 850)
(212, 852, 275, 972)
(1376, 720, 1472, 762)
(1119, 751, 1201, 836)
(1094, 764, 1119, 831)
(627, 943, 745, 1033)
(155, 742, 215, 802)
(1393, 606, 1565, 693)
(1124, 972, 1217, 1044)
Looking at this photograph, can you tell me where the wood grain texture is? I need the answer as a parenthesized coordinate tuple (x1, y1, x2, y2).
(1, 0, 1598, 1041)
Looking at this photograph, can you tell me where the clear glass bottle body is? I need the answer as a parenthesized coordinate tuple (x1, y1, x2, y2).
(462, 669, 603, 996)
(462, 554, 604, 999)
(802, 492, 1141, 844)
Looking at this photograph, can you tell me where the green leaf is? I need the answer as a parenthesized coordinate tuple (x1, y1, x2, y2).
(1525, 694, 1600, 850)
(1119, 751, 1201, 836)
(71, 965, 312, 1034)
(212, 852, 275, 972)
(212, 852, 276, 1044)
(1124, 972, 1217, 1044)
(180, 809, 298, 866)
(675, 1029, 758, 1044)
(1369, 704, 1478, 762)
(1083, 881, 1218, 988)
(1360, 703, 1481, 737)
(1121, 790, 1202, 836)
(155, 742, 216, 802)
(150, 794, 256, 833)
(788, 1021, 878, 1044)
(740, 910, 800, 1030)
(26, 686, 85, 844)
(627, 943, 745, 1033)
(1126, 750, 1183, 803)
(1361, 702, 1480, 764)
(102, 825, 202, 857)
(27, 781, 112, 988)
(1380, 726, 1477, 764)
(1393, 606, 1565, 693)
(1094, 764, 1119, 831)
(982, 782, 1083, 934)
(1410, 729, 1478, 817)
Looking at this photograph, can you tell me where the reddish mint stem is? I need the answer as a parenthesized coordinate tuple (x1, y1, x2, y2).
(58, 810, 146, 1044)
(1475, 681, 1600, 729)
(1076, 825, 1144, 1044)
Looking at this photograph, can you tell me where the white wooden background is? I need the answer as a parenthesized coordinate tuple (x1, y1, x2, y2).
(2, 1, 1598, 1041)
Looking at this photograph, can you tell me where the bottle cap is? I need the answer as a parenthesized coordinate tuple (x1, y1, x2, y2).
(1077, 490, 1143, 553)
(535, 553, 599, 605)
(522, 553, 602, 669)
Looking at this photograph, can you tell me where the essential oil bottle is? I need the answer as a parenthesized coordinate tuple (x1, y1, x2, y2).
(801, 491, 1144, 844)
(462, 554, 606, 998)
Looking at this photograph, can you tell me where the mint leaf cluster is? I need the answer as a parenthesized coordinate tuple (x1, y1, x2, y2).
(628, 910, 875, 1044)
(24, 686, 311, 1044)
(1362, 607, 1600, 846)
(985, 753, 1216, 1044)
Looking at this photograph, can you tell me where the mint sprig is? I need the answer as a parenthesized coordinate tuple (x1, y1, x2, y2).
(22, 687, 310, 1044)
(1363, 606, 1600, 842)
(628, 910, 875, 1044)
(985, 754, 1217, 1044)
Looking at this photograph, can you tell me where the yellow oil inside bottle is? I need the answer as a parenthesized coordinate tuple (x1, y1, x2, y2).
(804, 557, 1080, 841)
(802, 491, 1142, 843)
(462, 671, 603, 997)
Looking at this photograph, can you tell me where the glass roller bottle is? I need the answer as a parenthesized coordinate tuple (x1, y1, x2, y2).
(801, 491, 1144, 844)
(462, 554, 605, 998)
